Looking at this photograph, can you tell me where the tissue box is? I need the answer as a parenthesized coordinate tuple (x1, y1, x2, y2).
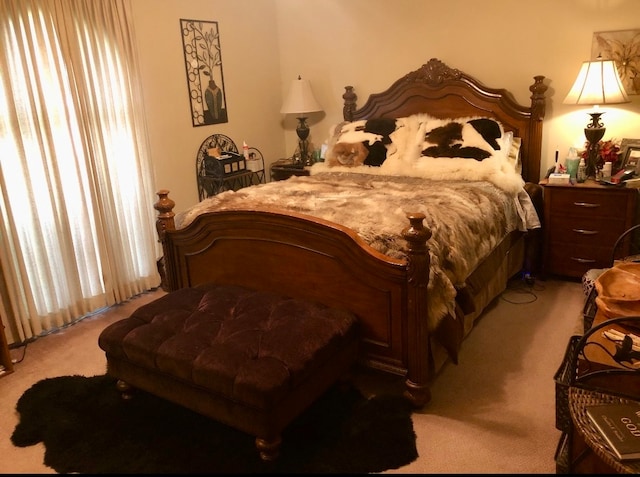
(548, 173, 571, 185)
(246, 158, 263, 172)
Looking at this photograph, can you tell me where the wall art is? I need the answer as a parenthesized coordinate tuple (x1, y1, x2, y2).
(180, 19, 228, 126)
(592, 29, 640, 95)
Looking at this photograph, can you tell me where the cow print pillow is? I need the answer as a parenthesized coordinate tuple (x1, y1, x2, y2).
(325, 118, 398, 167)
(420, 117, 503, 161)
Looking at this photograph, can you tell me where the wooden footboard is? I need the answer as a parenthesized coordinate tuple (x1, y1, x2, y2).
(154, 190, 433, 407)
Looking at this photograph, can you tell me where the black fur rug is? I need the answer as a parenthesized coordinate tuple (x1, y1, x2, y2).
(11, 375, 418, 474)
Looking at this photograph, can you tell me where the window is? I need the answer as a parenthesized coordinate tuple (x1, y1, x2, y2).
(0, 0, 160, 343)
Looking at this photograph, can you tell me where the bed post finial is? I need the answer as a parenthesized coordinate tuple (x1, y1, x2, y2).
(154, 189, 175, 241)
(343, 86, 357, 121)
(402, 212, 432, 408)
(529, 75, 547, 121)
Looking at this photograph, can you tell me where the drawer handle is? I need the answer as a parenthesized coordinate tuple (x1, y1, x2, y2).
(570, 257, 597, 264)
(573, 201, 601, 208)
(572, 229, 599, 235)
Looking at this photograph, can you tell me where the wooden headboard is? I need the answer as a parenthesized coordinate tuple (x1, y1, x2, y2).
(342, 58, 547, 183)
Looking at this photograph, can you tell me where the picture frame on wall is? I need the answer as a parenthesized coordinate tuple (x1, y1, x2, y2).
(180, 19, 228, 127)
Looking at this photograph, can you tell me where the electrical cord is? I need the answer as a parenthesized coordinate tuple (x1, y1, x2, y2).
(6, 287, 162, 367)
(9, 341, 27, 364)
(500, 274, 543, 305)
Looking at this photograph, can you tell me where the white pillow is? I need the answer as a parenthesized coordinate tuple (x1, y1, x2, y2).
(509, 136, 522, 174)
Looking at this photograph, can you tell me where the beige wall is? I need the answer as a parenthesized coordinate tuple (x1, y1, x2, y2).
(131, 0, 282, 212)
(132, 0, 640, 214)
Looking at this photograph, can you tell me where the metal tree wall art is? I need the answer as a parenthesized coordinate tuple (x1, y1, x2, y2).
(180, 19, 228, 126)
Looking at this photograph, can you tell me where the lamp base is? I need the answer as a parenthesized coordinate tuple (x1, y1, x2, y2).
(294, 117, 313, 166)
(584, 112, 606, 178)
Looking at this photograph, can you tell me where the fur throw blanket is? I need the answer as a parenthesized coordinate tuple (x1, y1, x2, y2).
(177, 172, 529, 330)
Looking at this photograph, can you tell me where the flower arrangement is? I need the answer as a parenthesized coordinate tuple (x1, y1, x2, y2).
(580, 139, 622, 176)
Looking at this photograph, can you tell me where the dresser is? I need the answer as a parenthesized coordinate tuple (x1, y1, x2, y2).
(541, 179, 637, 278)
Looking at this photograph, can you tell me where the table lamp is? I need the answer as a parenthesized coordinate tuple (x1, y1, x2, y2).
(563, 56, 630, 177)
(281, 76, 323, 166)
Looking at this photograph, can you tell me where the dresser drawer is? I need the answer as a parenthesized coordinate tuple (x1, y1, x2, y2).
(547, 187, 630, 218)
(541, 181, 638, 278)
(548, 215, 628, 247)
(545, 243, 612, 277)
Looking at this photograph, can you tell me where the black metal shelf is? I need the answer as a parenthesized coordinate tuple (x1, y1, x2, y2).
(195, 134, 265, 201)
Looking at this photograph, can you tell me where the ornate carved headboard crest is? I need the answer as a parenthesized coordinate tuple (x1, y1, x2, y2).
(403, 58, 462, 85)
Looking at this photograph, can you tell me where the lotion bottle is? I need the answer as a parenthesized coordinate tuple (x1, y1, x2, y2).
(243, 141, 250, 161)
(602, 161, 612, 181)
(577, 158, 587, 183)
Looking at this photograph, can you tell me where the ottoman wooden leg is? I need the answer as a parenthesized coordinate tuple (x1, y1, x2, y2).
(255, 435, 282, 461)
(115, 379, 134, 400)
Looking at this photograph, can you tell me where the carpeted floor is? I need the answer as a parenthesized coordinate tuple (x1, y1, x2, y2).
(0, 277, 585, 473)
(11, 374, 417, 474)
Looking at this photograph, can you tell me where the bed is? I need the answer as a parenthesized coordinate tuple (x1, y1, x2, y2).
(154, 58, 548, 408)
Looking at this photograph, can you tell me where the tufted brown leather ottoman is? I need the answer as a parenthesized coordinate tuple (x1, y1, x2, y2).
(98, 283, 359, 461)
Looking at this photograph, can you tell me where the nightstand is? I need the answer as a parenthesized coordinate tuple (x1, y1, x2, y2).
(541, 179, 638, 278)
(270, 159, 311, 181)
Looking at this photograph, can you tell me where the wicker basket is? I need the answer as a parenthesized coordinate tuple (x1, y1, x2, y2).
(554, 335, 581, 433)
(554, 431, 570, 474)
(569, 387, 640, 473)
(582, 288, 598, 333)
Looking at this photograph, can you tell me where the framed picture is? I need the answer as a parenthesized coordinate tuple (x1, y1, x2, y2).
(620, 138, 640, 173)
(624, 147, 640, 174)
(180, 19, 228, 127)
(592, 30, 640, 95)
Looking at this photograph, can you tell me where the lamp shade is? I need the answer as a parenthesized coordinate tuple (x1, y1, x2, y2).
(280, 76, 323, 115)
(563, 58, 630, 106)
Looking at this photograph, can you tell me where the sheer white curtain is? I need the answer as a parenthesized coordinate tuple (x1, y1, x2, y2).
(0, 0, 160, 344)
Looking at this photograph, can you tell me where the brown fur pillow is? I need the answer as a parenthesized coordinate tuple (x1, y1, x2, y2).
(325, 142, 369, 167)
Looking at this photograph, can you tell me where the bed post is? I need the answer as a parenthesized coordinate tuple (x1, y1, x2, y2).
(154, 190, 176, 291)
(154, 190, 176, 238)
(525, 75, 547, 182)
(342, 86, 357, 122)
(402, 212, 432, 408)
